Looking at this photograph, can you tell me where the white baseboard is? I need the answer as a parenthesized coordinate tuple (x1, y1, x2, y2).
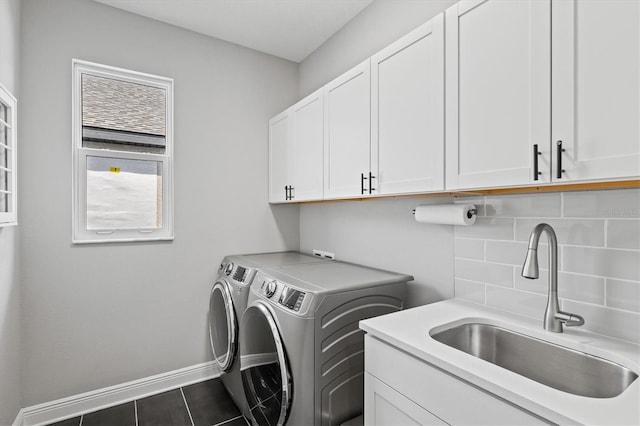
(12, 409, 24, 426)
(17, 361, 219, 426)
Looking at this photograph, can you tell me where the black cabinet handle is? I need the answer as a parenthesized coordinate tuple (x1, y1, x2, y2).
(533, 144, 542, 181)
(361, 173, 366, 195)
(556, 140, 565, 179)
(284, 185, 294, 200)
(368, 172, 376, 194)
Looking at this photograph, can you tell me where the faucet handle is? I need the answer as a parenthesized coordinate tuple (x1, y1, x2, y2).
(555, 311, 585, 327)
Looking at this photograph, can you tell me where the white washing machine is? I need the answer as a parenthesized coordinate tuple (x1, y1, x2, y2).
(239, 261, 412, 426)
(208, 252, 329, 416)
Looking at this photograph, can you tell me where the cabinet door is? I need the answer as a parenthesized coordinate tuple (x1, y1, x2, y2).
(268, 110, 292, 203)
(365, 373, 446, 426)
(365, 335, 550, 425)
(324, 59, 371, 199)
(552, 0, 640, 182)
(446, 0, 551, 190)
(371, 14, 445, 195)
(291, 89, 324, 201)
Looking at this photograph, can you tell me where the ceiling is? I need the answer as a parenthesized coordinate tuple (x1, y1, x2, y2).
(93, 0, 374, 63)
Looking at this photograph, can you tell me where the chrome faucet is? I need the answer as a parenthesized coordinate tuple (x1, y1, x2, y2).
(521, 223, 585, 333)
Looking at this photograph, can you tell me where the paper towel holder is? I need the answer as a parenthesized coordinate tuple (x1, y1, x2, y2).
(411, 207, 477, 219)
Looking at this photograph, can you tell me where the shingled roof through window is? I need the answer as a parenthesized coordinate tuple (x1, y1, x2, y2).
(82, 74, 166, 136)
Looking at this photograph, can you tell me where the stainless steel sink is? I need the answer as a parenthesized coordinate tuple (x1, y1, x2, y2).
(430, 323, 638, 398)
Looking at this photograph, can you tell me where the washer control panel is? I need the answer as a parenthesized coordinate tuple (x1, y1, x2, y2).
(257, 277, 306, 312)
(224, 263, 234, 276)
(265, 280, 277, 298)
(279, 286, 305, 311)
(219, 262, 255, 285)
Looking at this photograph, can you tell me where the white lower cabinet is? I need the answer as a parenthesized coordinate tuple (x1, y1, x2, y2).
(365, 373, 446, 426)
(364, 335, 551, 425)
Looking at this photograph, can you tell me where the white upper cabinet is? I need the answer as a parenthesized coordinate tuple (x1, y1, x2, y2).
(268, 109, 292, 203)
(324, 59, 372, 199)
(271, 0, 638, 203)
(371, 13, 445, 195)
(291, 89, 324, 201)
(445, 0, 551, 190)
(552, 0, 640, 182)
(269, 89, 324, 203)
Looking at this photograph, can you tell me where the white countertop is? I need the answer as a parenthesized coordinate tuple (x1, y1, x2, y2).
(360, 299, 640, 425)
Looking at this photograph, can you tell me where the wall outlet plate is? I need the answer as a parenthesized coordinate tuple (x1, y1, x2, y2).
(313, 249, 335, 260)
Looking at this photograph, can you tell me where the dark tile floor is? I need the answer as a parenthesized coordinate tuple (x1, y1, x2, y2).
(46, 378, 249, 426)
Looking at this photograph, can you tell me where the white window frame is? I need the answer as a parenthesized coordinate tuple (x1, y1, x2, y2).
(72, 59, 174, 244)
(0, 83, 17, 227)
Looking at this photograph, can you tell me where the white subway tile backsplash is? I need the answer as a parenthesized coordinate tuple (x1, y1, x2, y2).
(486, 240, 527, 265)
(563, 246, 640, 282)
(455, 238, 484, 260)
(485, 193, 561, 218)
(607, 279, 640, 313)
(514, 268, 548, 294)
(562, 300, 640, 344)
(454, 218, 514, 240)
(607, 220, 640, 250)
(563, 189, 640, 218)
(485, 262, 514, 287)
(486, 240, 549, 268)
(513, 270, 605, 304)
(486, 286, 547, 320)
(454, 188, 640, 343)
(455, 258, 512, 287)
(455, 279, 485, 304)
(515, 218, 605, 247)
(455, 258, 487, 283)
(557, 272, 605, 305)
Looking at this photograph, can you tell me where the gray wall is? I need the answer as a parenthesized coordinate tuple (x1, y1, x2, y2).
(300, 197, 455, 307)
(0, 0, 22, 423)
(20, 0, 299, 406)
(298, 0, 458, 307)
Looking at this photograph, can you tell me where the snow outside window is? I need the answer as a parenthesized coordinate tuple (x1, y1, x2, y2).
(72, 60, 173, 243)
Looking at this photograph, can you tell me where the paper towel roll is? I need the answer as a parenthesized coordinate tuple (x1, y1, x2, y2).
(413, 204, 477, 226)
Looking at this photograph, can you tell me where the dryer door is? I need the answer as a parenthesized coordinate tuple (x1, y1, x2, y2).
(240, 302, 291, 426)
(208, 280, 237, 372)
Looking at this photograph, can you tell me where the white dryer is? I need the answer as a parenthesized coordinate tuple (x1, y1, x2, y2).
(208, 252, 328, 416)
(239, 261, 412, 426)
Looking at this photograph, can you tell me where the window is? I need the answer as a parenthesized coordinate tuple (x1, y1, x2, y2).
(0, 83, 17, 227)
(72, 60, 173, 243)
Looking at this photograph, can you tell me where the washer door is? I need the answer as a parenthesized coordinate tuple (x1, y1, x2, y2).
(241, 302, 291, 426)
(208, 280, 237, 372)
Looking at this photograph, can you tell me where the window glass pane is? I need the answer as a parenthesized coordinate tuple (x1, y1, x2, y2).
(0, 167, 7, 213)
(0, 170, 6, 192)
(0, 122, 6, 148)
(86, 156, 162, 230)
(81, 74, 166, 154)
(0, 102, 6, 123)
